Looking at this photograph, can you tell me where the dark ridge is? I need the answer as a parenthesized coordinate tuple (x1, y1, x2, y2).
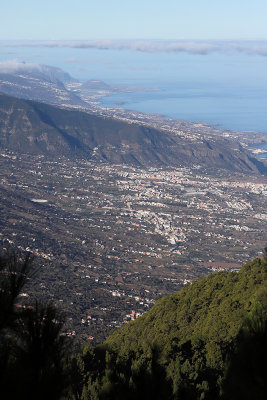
(0, 93, 266, 174)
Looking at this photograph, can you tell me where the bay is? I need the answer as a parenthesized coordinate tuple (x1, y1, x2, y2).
(0, 44, 267, 135)
(100, 84, 267, 133)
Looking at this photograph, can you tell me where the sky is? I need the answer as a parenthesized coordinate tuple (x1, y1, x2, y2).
(1, 0, 267, 41)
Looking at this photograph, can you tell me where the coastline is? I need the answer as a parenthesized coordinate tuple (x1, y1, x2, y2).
(70, 85, 267, 160)
(1, 68, 267, 161)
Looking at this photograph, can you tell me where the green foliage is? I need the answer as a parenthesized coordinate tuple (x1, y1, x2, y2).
(0, 252, 36, 330)
(0, 252, 72, 400)
(1, 252, 266, 399)
(221, 303, 267, 399)
(106, 257, 267, 352)
(76, 257, 266, 400)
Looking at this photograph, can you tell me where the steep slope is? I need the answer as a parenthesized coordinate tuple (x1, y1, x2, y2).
(105, 257, 267, 351)
(76, 257, 267, 400)
(0, 65, 85, 107)
(0, 93, 266, 173)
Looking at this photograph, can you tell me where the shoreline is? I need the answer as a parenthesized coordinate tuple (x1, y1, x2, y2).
(67, 79, 267, 148)
(71, 88, 267, 159)
(1, 68, 267, 160)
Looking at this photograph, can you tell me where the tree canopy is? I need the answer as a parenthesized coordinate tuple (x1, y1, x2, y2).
(0, 252, 266, 399)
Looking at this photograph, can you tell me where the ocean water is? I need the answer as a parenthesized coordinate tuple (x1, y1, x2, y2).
(1, 44, 267, 135)
(101, 84, 267, 133)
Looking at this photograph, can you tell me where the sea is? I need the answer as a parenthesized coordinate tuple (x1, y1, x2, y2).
(1, 43, 267, 137)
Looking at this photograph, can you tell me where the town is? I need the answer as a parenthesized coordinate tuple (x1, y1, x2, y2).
(0, 149, 266, 344)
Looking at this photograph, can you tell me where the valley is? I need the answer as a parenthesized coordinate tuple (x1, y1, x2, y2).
(1, 149, 266, 344)
(0, 68, 266, 345)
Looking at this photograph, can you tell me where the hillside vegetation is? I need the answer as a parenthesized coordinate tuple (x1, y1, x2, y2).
(106, 257, 267, 350)
(77, 257, 267, 400)
(0, 253, 266, 399)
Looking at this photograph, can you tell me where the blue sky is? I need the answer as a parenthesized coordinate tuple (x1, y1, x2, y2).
(1, 0, 267, 41)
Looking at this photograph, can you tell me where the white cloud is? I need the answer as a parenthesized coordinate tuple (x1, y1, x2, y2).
(0, 60, 73, 83)
(229, 43, 267, 56)
(2, 40, 220, 55)
(0, 59, 43, 74)
(1, 40, 267, 56)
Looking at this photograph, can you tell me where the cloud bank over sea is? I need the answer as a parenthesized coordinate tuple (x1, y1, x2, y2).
(0, 60, 46, 74)
(0, 60, 74, 82)
(1, 39, 267, 56)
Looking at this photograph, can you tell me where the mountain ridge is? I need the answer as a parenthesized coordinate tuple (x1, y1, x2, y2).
(0, 93, 266, 173)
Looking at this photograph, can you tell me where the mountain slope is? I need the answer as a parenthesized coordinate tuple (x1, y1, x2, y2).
(105, 257, 267, 351)
(0, 93, 266, 173)
(75, 257, 267, 400)
(0, 64, 85, 107)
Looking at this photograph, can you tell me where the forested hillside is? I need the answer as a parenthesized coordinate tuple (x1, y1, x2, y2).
(106, 257, 267, 349)
(0, 253, 266, 399)
(77, 256, 267, 399)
